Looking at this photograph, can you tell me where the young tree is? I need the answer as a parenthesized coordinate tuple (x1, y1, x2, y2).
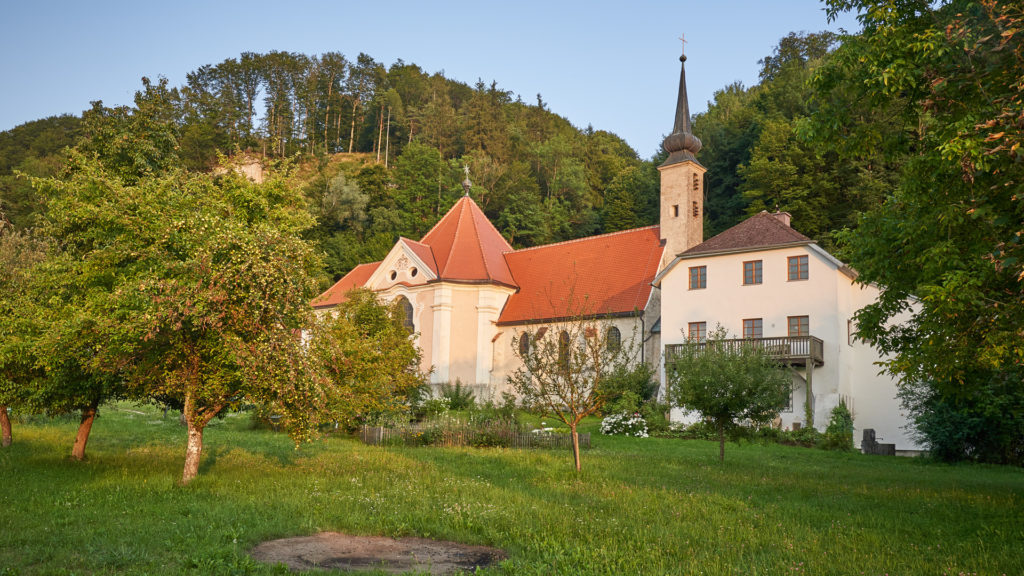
(306, 289, 426, 429)
(666, 326, 791, 462)
(508, 300, 638, 472)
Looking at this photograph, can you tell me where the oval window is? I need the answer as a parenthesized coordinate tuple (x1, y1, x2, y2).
(410, 267, 418, 278)
(390, 270, 397, 281)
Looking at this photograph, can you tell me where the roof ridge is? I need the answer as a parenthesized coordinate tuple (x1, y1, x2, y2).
(511, 225, 660, 254)
(420, 196, 468, 243)
(439, 198, 468, 277)
(469, 202, 496, 282)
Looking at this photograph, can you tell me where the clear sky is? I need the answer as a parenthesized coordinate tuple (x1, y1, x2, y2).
(1, 1, 858, 158)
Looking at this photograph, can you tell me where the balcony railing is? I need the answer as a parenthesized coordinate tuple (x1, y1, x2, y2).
(666, 336, 824, 367)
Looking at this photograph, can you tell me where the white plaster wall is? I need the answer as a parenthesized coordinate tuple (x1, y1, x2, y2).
(843, 282, 922, 451)
(491, 316, 646, 402)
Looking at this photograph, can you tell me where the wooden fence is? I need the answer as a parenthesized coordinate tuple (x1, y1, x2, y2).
(360, 424, 590, 450)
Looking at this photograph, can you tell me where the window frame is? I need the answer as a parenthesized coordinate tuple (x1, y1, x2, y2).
(687, 321, 707, 342)
(743, 260, 763, 285)
(787, 255, 809, 281)
(688, 265, 707, 290)
(787, 315, 809, 337)
(742, 318, 763, 339)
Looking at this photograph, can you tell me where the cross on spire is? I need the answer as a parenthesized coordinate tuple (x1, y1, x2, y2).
(678, 33, 686, 56)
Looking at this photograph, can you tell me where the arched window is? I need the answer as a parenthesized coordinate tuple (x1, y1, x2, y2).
(397, 296, 414, 334)
(558, 331, 570, 370)
(518, 332, 531, 356)
(606, 326, 622, 352)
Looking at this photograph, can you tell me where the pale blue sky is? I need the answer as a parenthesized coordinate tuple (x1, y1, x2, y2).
(1, 1, 858, 158)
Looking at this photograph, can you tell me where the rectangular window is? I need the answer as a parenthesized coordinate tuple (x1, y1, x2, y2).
(848, 319, 856, 346)
(672, 204, 679, 217)
(788, 255, 809, 281)
(788, 315, 809, 337)
(743, 260, 763, 285)
(743, 318, 763, 339)
(688, 321, 707, 342)
(688, 266, 706, 290)
(783, 385, 793, 413)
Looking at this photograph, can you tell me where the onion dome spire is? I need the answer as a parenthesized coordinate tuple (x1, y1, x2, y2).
(660, 38, 703, 168)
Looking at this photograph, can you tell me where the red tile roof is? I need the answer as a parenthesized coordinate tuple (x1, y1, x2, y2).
(313, 198, 665, 323)
(312, 261, 381, 308)
(421, 196, 516, 286)
(400, 238, 439, 276)
(682, 211, 811, 256)
(498, 226, 664, 325)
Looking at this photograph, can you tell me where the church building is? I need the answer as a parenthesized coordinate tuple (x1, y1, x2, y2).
(313, 49, 706, 400)
(312, 48, 920, 452)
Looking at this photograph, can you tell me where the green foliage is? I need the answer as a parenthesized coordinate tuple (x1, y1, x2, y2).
(666, 326, 792, 461)
(899, 375, 1024, 465)
(822, 400, 855, 451)
(439, 380, 477, 411)
(307, 288, 426, 431)
(597, 362, 657, 412)
(810, 1, 1024, 463)
(30, 154, 324, 479)
(692, 31, 894, 245)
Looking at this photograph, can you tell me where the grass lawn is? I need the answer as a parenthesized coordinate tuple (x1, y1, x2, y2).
(1, 403, 1021, 575)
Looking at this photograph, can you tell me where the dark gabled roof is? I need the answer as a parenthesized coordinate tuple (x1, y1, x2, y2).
(681, 211, 812, 257)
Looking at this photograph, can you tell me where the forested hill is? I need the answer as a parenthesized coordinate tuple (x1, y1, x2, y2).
(0, 39, 886, 279)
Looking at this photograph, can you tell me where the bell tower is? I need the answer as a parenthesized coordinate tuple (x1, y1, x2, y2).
(658, 41, 706, 269)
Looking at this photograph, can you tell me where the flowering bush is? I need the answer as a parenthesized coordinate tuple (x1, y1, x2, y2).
(600, 412, 649, 438)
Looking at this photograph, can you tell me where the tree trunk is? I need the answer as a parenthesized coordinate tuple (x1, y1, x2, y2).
(180, 393, 224, 485)
(570, 423, 581, 472)
(181, 421, 205, 485)
(71, 401, 99, 461)
(718, 423, 725, 463)
(348, 99, 359, 153)
(1, 405, 12, 447)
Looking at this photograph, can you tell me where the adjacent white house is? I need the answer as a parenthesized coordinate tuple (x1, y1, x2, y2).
(653, 211, 922, 452)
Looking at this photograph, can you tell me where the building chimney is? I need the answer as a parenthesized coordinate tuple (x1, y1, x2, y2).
(772, 211, 792, 227)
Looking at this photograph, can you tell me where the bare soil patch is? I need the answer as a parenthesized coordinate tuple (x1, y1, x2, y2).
(250, 532, 506, 574)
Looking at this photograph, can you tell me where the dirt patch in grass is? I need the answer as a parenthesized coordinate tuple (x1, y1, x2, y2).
(250, 532, 506, 574)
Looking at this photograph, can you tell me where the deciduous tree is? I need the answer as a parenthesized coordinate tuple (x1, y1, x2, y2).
(666, 326, 791, 462)
(508, 296, 638, 472)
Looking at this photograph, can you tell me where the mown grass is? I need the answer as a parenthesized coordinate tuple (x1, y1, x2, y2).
(1, 403, 1021, 575)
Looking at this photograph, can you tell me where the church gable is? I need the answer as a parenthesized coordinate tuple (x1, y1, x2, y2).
(366, 239, 439, 290)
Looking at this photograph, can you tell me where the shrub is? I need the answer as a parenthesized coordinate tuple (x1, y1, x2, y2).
(439, 380, 476, 410)
(823, 400, 855, 451)
(599, 363, 657, 410)
(600, 412, 649, 438)
(639, 400, 671, 434)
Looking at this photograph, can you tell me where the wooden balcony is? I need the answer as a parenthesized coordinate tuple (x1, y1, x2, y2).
(666, 336, 824, 367)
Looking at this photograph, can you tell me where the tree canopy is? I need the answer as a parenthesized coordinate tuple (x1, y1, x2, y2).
(808, 0, 1023, 463)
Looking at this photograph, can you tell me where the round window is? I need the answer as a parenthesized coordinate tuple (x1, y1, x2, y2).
(389, 270, 397, 281)
(410, 267, 418, 278)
